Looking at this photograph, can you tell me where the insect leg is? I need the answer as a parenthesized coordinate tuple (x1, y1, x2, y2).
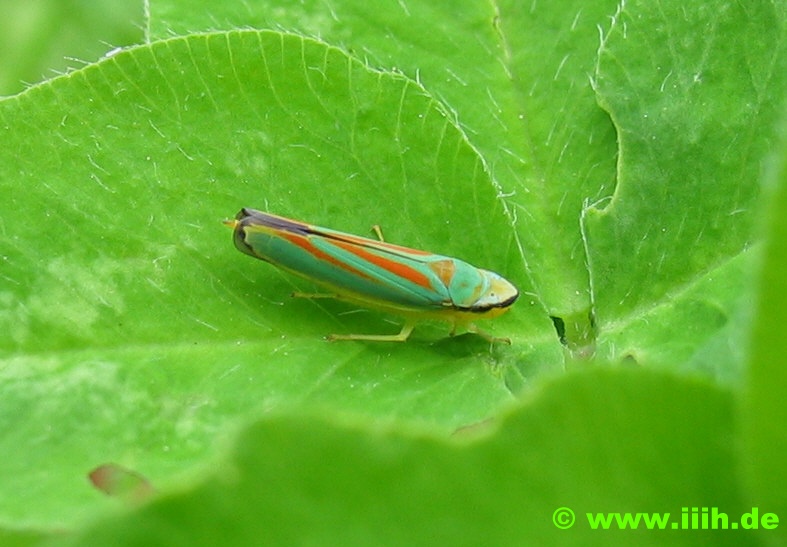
(466, 323, 511, 345)
(370, 224, 385, 242)
(326, 321, 415, 342)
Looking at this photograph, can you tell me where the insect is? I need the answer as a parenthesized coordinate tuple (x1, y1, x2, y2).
(224, 208, 518, 343)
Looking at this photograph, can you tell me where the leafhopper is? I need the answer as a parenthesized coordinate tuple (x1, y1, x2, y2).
(224, 208, 518, 342)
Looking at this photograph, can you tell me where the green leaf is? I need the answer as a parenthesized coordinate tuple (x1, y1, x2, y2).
(148, 0, 622, 339)
(2, 0, 786, 542)
(585, 1, 783, 338)
(0, 0, 143, 96)
(742, 113, 787, 546)
(151, 0, 616, 344)
(62, 369, 744, 547)
(0, 528, 50, 547)
(0, 30, 558, 528)
(146, 0, 786, 363)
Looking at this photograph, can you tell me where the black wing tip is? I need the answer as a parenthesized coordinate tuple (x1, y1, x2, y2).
(234, 208, 312, 235)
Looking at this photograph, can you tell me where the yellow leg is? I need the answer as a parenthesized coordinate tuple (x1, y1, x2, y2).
(371, 224, 385, 242)
(466, 323, 511, 345)
(293, 291, 414, 342)
(327, 322, 415, 342)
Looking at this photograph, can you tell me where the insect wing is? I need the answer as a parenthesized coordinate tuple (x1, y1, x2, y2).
(237, 211, 453, 309)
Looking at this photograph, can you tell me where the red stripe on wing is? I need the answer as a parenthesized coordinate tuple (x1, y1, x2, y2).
(281, 232, 375, 281)
(330, 240, 435, 290)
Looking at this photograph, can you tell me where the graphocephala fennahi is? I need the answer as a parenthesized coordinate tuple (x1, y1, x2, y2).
(224, 208, 519, 343)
